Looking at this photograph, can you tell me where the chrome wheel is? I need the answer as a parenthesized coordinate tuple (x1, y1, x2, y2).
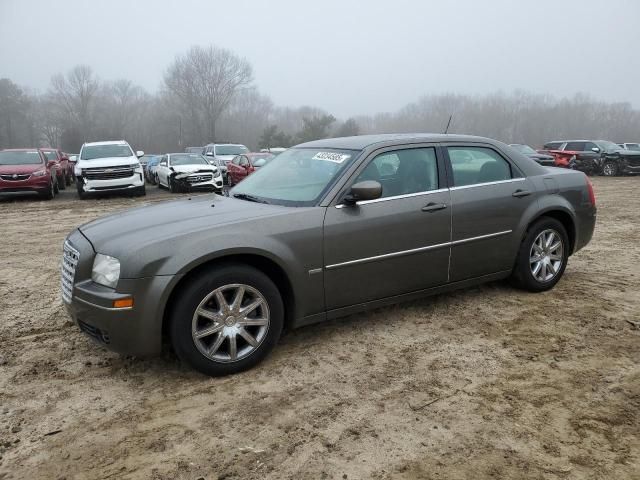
(602, 162, 616, 176)
(530, 229, 564, 282)
(191, 283, 270, 363)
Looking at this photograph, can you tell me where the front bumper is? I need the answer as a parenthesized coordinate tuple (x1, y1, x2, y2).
(0, 176, 51, 195)
(78, 172, 145, 192)
(62, 230, 180, 356)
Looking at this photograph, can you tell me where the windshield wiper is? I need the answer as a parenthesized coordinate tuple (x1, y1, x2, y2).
(232, 193, 270, 204)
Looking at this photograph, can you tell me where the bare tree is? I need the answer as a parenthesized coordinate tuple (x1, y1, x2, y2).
(49, 65, 99, 138)
(164, 45, 253, 143)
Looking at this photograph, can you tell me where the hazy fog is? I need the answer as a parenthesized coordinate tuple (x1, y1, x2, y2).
(1, 0, 639, 116)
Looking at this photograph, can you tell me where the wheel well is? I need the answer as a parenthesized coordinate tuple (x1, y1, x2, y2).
(161, 254, 296, 338)
(530, 210, 576, 255)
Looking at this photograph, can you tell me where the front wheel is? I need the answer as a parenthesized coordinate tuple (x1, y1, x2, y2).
(511, 217, 569, 292)
(169, 264, 284, 376)
(602, 161, 618, 177)
(76, 182, 87, 199)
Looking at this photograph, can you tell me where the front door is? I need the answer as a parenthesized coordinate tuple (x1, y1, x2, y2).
(445, 145, 538, 281)
(323, 146, 451, 310)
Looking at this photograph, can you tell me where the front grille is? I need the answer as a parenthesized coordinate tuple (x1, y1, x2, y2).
(61, 241, 79, 303)
(83, 166, 134, 180)
(186, 173, 213, 183)
(78, 319, 110, 344)
(0, 174, 31, 181)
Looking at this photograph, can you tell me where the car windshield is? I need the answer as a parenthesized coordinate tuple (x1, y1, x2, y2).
(170, 154, 209, 166)
(80, 144, 133, 160)
(0, 151, 43, 165)
(231, 147, 360, 206)
(595, 141, 622, 153)
(215, 145, 248, 156)
(511, 144, 537, 154)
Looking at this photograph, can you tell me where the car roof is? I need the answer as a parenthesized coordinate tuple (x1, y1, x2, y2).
(82, 140, 129, 146)
(297, 133, 501, 150)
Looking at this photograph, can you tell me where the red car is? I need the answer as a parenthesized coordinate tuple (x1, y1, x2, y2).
(42, 148, 72, 189)
(227, 153, 274, 186)
(0, 149, 59, 199)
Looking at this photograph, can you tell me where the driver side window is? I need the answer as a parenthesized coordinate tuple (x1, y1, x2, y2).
(355, 148, 438, 199)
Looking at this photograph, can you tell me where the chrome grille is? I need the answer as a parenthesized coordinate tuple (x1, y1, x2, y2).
(61, 241, 80, 303)
(0, 173, 31, 181)
(83, 166, 134, 180)
(186, 173, 213, 183)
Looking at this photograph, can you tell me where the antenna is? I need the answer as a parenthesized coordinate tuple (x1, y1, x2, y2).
(443, 114, 453, 134)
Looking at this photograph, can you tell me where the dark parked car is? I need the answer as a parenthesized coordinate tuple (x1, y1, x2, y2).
(539, 140, 640, 176)
(0, 149, 59, 199)
(144, 156, 161, 184)
(42, 148, 72, 189)
(61, 134, 596, 376)
(226, 153, 274, 186)
(509, 144, 555, 166)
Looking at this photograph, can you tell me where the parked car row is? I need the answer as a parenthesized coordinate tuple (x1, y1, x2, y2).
(509, 139, 640, 176)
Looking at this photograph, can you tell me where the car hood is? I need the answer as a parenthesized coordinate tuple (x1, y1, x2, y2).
(171, 164, 218, 175)
(77, 156, 140, 168)
(79, 194, 288, 255)
(0, 163, 46, 174)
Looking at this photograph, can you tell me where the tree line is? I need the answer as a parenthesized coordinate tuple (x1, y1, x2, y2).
(1, 44, 639, 154)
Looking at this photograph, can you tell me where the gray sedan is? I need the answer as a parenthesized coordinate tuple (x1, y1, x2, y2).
(61, 134, 596, 376)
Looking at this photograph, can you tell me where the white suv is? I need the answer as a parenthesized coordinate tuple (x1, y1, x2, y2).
(73, 140, 145, 198)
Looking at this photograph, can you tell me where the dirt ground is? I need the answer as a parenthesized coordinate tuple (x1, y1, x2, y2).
(0, 178, 638, 480)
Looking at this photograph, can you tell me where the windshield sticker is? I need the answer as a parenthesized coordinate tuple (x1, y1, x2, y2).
(312, 152, 351, 163)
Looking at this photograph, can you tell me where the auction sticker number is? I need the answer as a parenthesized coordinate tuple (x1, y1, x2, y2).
(312, 152, 351, 163)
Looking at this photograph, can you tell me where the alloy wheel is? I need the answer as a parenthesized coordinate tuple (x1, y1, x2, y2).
(529, 229, 564, 282)
(191, 283, 270, 363)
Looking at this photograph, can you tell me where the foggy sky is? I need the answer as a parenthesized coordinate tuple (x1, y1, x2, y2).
(1, 0, 639, 117)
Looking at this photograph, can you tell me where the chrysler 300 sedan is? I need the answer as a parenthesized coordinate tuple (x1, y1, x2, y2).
(62, 134, 596, 376)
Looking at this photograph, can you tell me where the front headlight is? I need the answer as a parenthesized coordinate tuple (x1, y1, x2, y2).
(74, 165, 82, 176)
(32, 169, 47, 177)
(92, 253, 120, 288)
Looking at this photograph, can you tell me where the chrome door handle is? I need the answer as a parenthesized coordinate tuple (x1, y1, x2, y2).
(512, 189, 532, 198)
(421, 202, 448, 212)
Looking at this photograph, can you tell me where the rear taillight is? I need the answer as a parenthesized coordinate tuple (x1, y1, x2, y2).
(586, 176, 596, 206)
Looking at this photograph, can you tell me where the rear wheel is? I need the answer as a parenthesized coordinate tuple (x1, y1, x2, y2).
(511, 217, 569, 292)
(42, 179, 55, 200)
(57, 173, 66, 190)
(602, 161, 618, 177)
(53, 176, 60, 194)
(170, 264, 284, 376)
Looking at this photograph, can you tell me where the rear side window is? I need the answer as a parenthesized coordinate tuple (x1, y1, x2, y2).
(544, 142, 563, 150)
(448, 147, 512, 187)
(564, 141, 586, 151)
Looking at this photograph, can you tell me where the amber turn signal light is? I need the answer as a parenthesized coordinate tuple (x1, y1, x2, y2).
(112, 297, 134, 308)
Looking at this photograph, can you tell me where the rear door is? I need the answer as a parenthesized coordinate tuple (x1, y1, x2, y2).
(445, 144, 537, 282)
(323, 145, 451, 310)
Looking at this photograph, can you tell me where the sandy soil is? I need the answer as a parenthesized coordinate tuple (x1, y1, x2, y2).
(0, 178, 638, 480)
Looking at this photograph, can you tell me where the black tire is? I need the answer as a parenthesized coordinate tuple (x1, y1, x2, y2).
(511, 217, 569, 292)
(41, 179, 55, 200)
(601, 161, 618, 177)
(56, 173, 66, 190)
(53, 176, 60, 194)
(76, 182, 87, 199)
(66, 172, 72, 186)
(135, 185, 146, 197)
(226, 173, 233, 186)
(169, 263, 284, 377)
(169, 177, 178, 193)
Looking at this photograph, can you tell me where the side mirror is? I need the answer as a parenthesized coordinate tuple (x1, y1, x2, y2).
(343, 180, 382, 205)
(136, 150, 144, 158)
(160, 161, 167, 167)
(69, 155, 77, 161)
(205, 152, 214, 156)
(591, 147, 600, 153)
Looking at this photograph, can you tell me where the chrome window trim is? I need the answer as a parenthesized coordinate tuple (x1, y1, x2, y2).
(325, 230, 512, 270)
(449, 177, 525, 191)
(335, 188, 449, 209)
